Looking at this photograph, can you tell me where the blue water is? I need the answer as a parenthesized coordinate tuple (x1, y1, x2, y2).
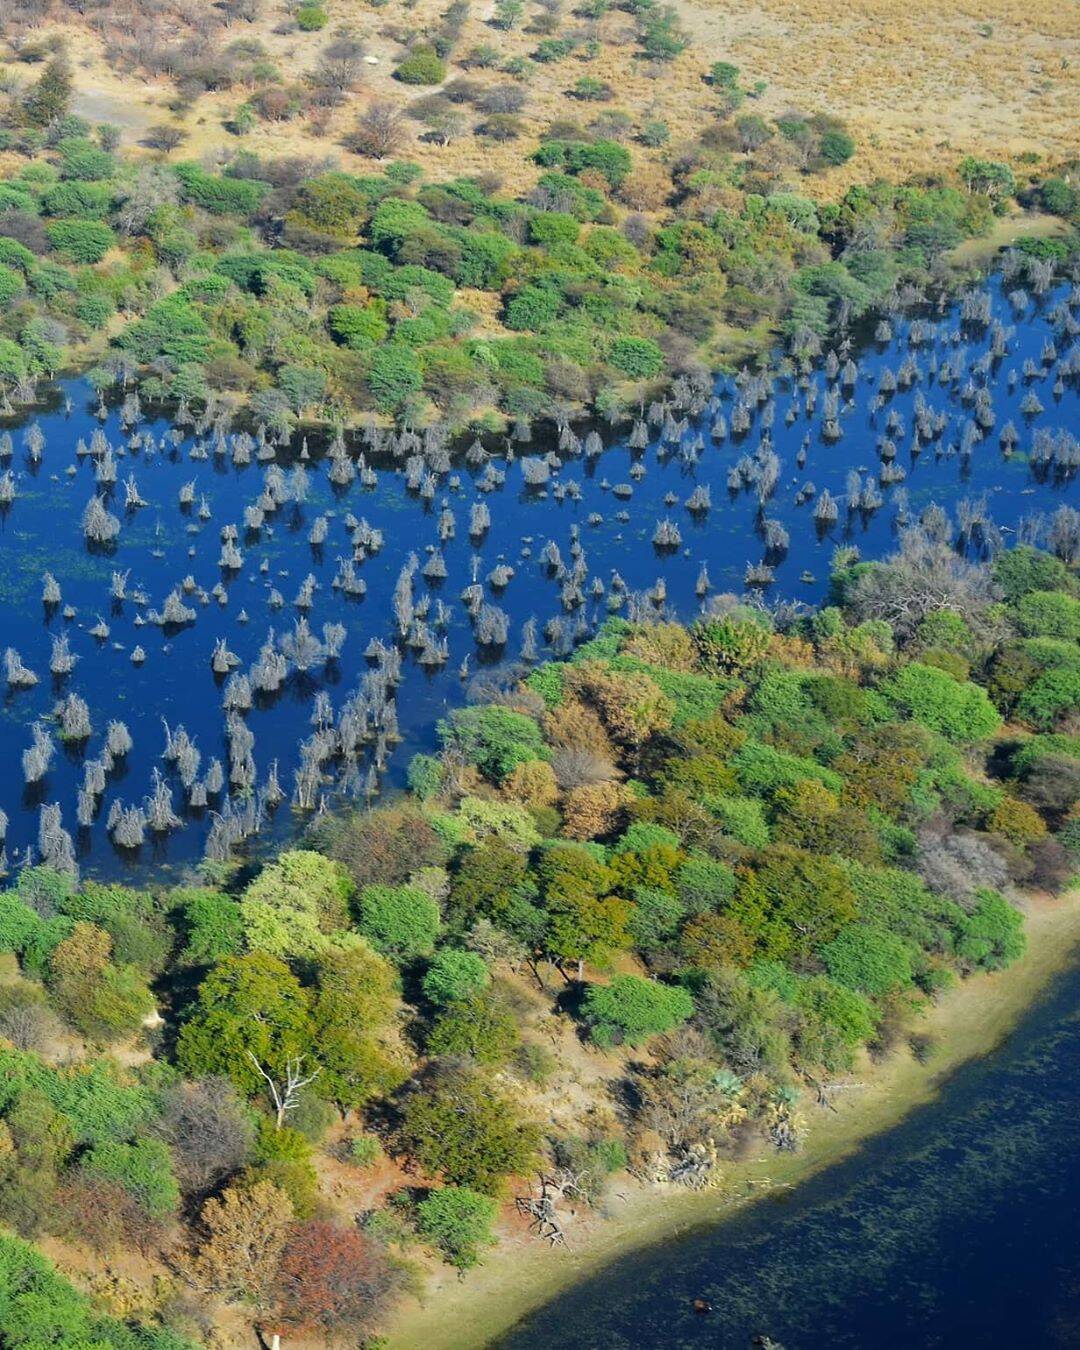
(0, 275, 1075, 875)
(497, 955, 1080, 1350)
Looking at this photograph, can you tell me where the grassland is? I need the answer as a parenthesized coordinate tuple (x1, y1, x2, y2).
(18, 0, 1079, 205)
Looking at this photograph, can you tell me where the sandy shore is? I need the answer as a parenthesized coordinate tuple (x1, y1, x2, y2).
(384, 888, 1080, 1349)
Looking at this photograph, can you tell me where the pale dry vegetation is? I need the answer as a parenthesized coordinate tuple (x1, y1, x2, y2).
(678, 0, 1080, 185)
(4, 0, 1074, 204)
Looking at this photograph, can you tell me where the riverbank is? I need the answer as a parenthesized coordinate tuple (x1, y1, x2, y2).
(384, 887, 1080, 1350)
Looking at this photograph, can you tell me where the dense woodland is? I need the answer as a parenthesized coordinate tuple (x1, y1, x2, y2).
(0, 532, 1076, 1343)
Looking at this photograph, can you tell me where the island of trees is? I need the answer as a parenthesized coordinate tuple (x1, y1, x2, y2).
(0, 531, 1076, 1343)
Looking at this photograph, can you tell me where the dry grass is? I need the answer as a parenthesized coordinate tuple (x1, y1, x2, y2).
(11, 0, 1073, 209)
(677, 0, 1080, 187)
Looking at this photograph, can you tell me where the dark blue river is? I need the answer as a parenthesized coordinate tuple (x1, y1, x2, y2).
(498, 954, 1080, 1349)
(0, 274, 1075, 875)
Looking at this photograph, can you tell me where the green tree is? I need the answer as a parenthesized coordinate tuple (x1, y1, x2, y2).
(240, 850, 352, 960)
(733, 849, 858, 962)
(80, 1137, 180, 1219)
(397, 1062, 538, 1192)
(820, 924, 914, 996)
(356, 884, 441, 961)
(48, 922, 153, 1043)
(416, 1186, 497, 1269)
(957, 890, 1026, 970)
(438, 705, 548, 781)
(292, 173, 366, 236)
(24, 59, 72, 128)
(311, 942, 410, 1108)
(958, 156, 1016, 202)
(426, 989, 519, 1063)
(539, 842, 631, 973)
(608, 337, 664, 378)
(176, 888, 244, 965)
(582, 974, 694, 1047)
(176, 953, 313, 1097)
(368, 341, 423, 411)
(45, 219, 115, 263)
(395, 47, 447, 85)
(880, 662, 1002, 743)
(423, 949, 491, 1005)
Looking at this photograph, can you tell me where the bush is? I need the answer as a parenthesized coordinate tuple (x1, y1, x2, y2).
(416, 1185, 497, 1270)
(957, 890, 1026, 970)
(423, 949, 490, 1005)
(349, 1135, 383, 1168)
(880, 663, 1002, 743)
(45, 219, 114, 263)
(396, 48, 447, 85)
(356, 884, 441, 961)
(1017, 669, 1080, 730)
(397, 1062, 538, 1192)
(608, 337, 664, 378)
(819, 129, 856, 165)
(505, 284, 561, 330)
(582, 974, 694, 1046)
(438, 705, 548, 781)
(329, 301, 389, 349)
(426, 990, 519, 1064)
(988, 797, 1047, 846)
(709, 794, 771, 848)
(295, 4, 328, 29)
(367, 341, 423, 411)
(81, 1137, 180, 1219)
(820, 924, 914, 996)
(1014, 591, 1080, 641)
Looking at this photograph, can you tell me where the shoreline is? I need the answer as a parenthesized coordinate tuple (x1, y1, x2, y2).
(384, 888, 1080, 1350)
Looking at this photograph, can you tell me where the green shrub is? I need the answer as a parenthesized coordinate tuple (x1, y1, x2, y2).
(416, 1185, 498, 1269)
(880, 663, 1002, 743)
(992, 547, 1071, 603)
(45, 218, 114, 262)
(820, 924, 914, 995)
(1017, 669, 1080, 731)
(395, 47, 447, 85)
(608, 336, 664, 377)
(582, 974, 694, 1046)
(423, 949, 490, 1005)
(356, 884, 441, 960)
(349, 1134, 384, 1168)
(174, 162, 269, 216)
(438, 705, 548, 781)
(295, 3, 328, 29)
(407, 752, 446, 800)
(426, 989, 519, 1063)
(80, 1137, 180, 1218)
(819, 129, 856, 165)
(1014, 591, 1080, 641)
(328, 300, 389, 349)
(708, 794, 771, 848)
(367, 341, 423, 411)
(957, 890, 1026, 970)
